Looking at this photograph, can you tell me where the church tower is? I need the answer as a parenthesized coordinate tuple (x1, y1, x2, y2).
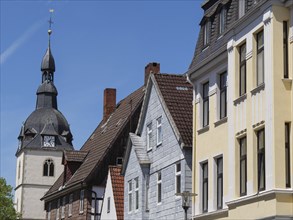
(14, 23, 74, 219)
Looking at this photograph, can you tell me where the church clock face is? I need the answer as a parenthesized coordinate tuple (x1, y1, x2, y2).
(43, 136, 55, 147)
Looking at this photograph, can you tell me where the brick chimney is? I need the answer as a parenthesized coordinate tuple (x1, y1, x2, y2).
(103, 88, 116, 123)
(145, 62, 160, 85)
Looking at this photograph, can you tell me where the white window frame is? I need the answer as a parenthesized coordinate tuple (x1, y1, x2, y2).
(147, 123, 152, 151)
(156, 117, 162, 146)
(61, 196, 65, 219)
(128, 180, 132, 212)
(175, 162, 181, 195)
(157, 172, 162, 204)
(79, 190, 84, 214)
(135, 177, 139, 210)
(68, 194, 73, 217)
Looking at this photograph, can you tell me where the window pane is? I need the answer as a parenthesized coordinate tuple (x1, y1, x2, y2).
(257, 51, 264, 85)
(203, 100, 209, 126)
(257, 31, 264, 49)
(240, 138, 247, 156)
(203, 163, 208, 179)
(136, 191, 139, 209)
(176, 175, 181, 193)
(258, 130, 264, 149)
(203, 182, 208, 212)
(217, 158, 223, 174)
(49, 163, 54, 176)
(259, 154, 265, 190)
(129, 194, 132, 211)
(158, 183, 162, 203)
(240, 44, 246, 62)
(240, 65, 246, 95)
(240, 160, 246, 195)
(220, 90, 226, 118)
(43, 162, 48, 176)
(176, 163, 181, 172)
(217, 177, 223, 208)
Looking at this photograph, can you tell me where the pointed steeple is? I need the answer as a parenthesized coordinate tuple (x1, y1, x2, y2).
(41, 10, 55, 82)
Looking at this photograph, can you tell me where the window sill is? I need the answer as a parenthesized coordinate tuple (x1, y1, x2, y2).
(157, 202, 162, 206)
(214, 117, 227, 127)
(194, 208, 228, 219)
(250, 83, 265, 95)
(79, 211, 84, 215)
(197, 126, 209, 134)
(202, 45, 210, 52)
(147, 148, 152, 152)
(156, 142, 162, 147)
(233, 94, 247, 105)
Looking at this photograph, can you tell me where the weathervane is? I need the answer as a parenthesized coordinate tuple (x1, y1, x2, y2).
(48, 9, 54, 43)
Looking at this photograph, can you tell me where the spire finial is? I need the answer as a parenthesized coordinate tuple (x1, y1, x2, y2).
(48, 9, 54, 44)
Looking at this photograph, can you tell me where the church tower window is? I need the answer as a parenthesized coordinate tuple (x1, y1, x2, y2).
(43, 159, 54, 177)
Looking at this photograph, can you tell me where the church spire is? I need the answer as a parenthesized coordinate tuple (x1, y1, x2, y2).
(41, 9, 55, 82)
(37, 9, 58, 109)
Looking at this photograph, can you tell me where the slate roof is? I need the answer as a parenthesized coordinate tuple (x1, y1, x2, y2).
(153, 74, 193, 147)
(188, 0, 264, 72)
(43, 86, 144, 199)
(109, 166, 124, 220)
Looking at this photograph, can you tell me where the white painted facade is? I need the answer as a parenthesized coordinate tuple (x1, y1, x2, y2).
(15, 149, 64, 220)
(100, 171, 117, 220)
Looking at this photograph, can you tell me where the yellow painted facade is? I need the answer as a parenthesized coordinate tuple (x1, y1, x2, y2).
(188, 1, 293, 219)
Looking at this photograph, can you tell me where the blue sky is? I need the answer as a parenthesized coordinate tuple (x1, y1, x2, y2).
(0, 0, 202, 190)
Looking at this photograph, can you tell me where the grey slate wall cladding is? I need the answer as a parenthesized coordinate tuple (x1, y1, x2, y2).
(124, 84, 192, 220)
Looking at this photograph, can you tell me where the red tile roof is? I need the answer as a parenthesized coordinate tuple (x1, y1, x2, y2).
(109, 166, 124, 220)
(154, 74, 193, 146)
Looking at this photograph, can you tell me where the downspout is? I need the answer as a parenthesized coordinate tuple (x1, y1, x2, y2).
(186, 72, 197, 219)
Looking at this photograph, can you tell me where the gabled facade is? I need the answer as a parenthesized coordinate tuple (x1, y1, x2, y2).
(100, 166, 124, 220)
(41, 86, 144, 220)
(122, 73, 193, 219)
(187, 0, 293, 219)
(15, 30, 74, 220)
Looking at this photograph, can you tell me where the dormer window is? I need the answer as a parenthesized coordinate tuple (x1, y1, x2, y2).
(203, 21, 211, 46)
(219, 7, 226, 35)
(43, 135, 55, 147)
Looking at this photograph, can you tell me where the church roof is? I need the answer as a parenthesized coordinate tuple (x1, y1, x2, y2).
(42, 86, 145, 200)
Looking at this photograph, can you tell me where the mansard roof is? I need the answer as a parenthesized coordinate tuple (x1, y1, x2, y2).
(42, 86, 144, 200)
(188, 0, 265, 74)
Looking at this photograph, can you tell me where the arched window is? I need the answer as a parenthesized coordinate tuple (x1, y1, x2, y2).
(43, 159, 54, 177)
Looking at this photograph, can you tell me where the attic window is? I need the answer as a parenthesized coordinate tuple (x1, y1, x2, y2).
(203, 21, 211, 46)
(176, 87, 189, 91)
